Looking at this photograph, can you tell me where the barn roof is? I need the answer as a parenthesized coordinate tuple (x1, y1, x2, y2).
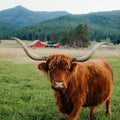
(52, 43, 58, 46)
(30, 40, 39, 46)
(29, 40, 46, 48)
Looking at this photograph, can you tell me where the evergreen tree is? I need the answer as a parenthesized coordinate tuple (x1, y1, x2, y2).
(51, 30, 57, 43)
(68, 27, 74, 46)
(74, 24, 90, 47)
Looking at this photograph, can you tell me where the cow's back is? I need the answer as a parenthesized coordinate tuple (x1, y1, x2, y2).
(82, 57, 113, 107)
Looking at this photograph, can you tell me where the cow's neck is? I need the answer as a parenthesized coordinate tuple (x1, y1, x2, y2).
(54, 90, 73, 114)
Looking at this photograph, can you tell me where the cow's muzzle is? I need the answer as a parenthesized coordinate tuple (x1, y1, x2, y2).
(52, 82, 65, 91)
(55, 82, 64, 88)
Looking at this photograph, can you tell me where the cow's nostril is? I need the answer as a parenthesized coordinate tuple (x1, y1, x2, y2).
(55, 82, 64, 88)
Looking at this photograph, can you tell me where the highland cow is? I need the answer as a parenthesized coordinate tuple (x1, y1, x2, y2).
(13, 37, 113, 120)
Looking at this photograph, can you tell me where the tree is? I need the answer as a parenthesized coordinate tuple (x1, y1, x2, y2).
(51, 30, 57, 43)
(74, 24, 90, 47)
(57, 29, 69, 45)
(67, 27, 74, 46)
(39, 31, 46, 41)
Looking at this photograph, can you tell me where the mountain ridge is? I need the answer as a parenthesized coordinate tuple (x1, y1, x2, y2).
(0, 6, 70, 27)
(0, 6, 120, 43)
(11, 9, 120, 43)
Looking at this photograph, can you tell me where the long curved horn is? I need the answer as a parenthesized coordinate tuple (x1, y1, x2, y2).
(72, 42, 107, 62)
(12, 37, 47, 61)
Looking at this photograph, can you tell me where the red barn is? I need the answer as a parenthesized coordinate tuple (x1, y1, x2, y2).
(29, 40, 46, 48)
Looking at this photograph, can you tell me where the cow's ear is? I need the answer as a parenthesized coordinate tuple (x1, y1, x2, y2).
(38, 62, 48, 74)
(71, 62, 77, 71)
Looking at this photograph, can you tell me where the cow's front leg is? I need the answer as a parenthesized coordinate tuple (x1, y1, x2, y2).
(67, 106, 82, 120)
(88, 107, 95, 120)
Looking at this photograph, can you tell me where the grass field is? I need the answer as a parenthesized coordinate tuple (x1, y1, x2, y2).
(0, 41, 120, 120)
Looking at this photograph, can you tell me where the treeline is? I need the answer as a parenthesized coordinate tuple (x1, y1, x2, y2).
(11, 24, 90, 47)
(89, 26, 120, 44)
(1, 10, 120, 45)
(50, 24, 89, 47)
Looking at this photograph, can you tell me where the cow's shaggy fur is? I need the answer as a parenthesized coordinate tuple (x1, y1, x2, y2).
(38, 54, 113, 120)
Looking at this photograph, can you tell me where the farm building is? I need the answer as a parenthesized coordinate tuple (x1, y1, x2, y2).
(52, 44, 60, 48)
(29, 40, 46, 48)
(46, 43, 60, 48)
(29, 40, 60, 48)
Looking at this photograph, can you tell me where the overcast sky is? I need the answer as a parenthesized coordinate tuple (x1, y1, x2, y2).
(0, 0, 120, 14)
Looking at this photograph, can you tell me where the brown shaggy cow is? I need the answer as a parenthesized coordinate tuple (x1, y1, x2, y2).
(12, 37, 113, 120)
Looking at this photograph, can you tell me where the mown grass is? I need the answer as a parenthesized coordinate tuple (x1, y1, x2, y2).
(0, 56, 120, 120)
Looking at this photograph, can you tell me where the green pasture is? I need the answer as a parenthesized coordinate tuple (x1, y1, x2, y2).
(0, 56, 120, 120)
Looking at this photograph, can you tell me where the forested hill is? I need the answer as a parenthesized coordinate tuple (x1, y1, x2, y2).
(0, 8, 120, 44)
(0, 6, 69, 27)
(0, 21, 17, 32)
(27, 10, 120, 31)
(11, 10, 120, 43)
